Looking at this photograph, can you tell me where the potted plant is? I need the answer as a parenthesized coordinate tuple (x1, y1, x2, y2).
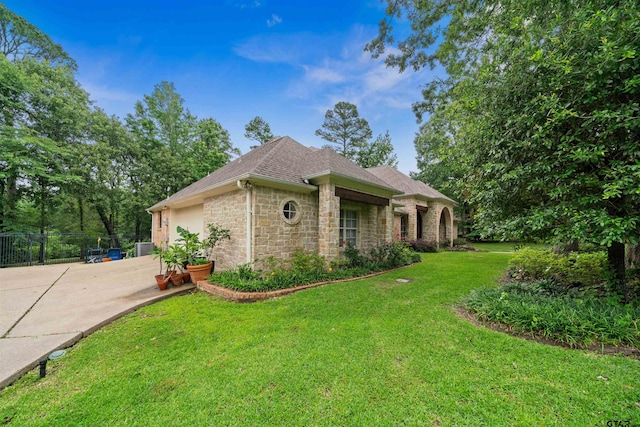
(151, 247, 170, 290)
(163, 245, 184, 286)
(177, 224, 230, 284)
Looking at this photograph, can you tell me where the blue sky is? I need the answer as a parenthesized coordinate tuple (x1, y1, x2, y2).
(4, 0, 439, 174)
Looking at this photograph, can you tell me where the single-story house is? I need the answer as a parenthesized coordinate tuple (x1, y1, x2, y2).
(366, 165, 458, 244)
(148, 136, 457, 270)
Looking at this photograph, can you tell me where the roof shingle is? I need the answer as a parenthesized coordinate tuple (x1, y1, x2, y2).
(367, 165, 456, 203)
(150, 136, 400, 209)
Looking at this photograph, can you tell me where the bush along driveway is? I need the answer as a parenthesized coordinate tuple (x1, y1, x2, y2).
(1, 252, 638, 426)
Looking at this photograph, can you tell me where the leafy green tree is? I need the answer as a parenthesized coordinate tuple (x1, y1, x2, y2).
(0, 56, 90, 232)
(368, 0, 640, 298)
(0, 3, 76, 69)
(244, 116, 274, 149)
(125, 81, 238, 235)
(356, 131, 398, 168)
(315, 101, 372, 160)
(412, 106, 469, 201)
(0, 5, 86, 232)
(189, 118, 239, 179)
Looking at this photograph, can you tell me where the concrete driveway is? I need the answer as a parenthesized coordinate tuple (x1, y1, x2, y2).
(0, 256, 194, 389)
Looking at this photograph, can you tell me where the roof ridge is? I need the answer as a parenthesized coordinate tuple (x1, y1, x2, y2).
(251, 136, 287, 172)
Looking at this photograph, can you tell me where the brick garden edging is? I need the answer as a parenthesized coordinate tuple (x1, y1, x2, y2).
(196, 264, 413, 303)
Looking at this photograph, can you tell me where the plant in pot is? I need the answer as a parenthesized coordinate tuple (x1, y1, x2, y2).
(177, 224, 230, 284)
(163, 245, 184, 286)
(150, 246, 170, 290)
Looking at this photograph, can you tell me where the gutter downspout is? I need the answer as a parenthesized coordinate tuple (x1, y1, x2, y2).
(237, 180, 252, 264)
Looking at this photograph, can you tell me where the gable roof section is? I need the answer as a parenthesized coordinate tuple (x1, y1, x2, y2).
(367, 165, 457, 204)
(303, 147, 397, 191)
(149, 136, 401, 210)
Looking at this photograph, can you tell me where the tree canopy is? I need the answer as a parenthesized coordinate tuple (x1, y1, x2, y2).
(244, 116, 274, 148)
(315, 101, 398, 168)
(356, 131, 398, 169)
(0, 3, 76, 69)
(315, 101, 372, 159)
(368, 0, 640, 297)
(1, 6, 239, 241)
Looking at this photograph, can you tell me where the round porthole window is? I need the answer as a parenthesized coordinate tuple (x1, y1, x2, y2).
(281, 200, 301, 224)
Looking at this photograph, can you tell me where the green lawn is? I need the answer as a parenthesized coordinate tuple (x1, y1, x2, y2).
(469, 241, 548, 252)
(1, 252, 638, 426)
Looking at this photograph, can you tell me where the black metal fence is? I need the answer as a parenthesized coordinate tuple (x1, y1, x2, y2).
(0, 233, 149, 268)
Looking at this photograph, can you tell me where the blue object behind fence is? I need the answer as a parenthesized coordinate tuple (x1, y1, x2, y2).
(106, 248, 122, 261)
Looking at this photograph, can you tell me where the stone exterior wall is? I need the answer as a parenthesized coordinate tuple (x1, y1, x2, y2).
(391, 197, 457, 247)
(317, 183, 393, 263)
(421, 201, 455, 246)
(317, 182, 340, 262)
(339, 199, 393, 255)
(252, 186, 319, 262)
(162, 184, 399, 270)
(203, 190, 247, 271)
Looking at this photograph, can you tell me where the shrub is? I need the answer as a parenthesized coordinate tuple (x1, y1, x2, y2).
(409, 239, 438, 253)
(453, 238, 468, 246)
(507, 248, 607, 288)
(368, 241, 414, 269)
(463, 281, 640, 348)
(210, 244, 421, 292)
(344, 243, 369, 268)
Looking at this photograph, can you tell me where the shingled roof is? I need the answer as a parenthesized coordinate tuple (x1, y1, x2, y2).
(150, 136, 400, 210)
(367, 165, 457, 204)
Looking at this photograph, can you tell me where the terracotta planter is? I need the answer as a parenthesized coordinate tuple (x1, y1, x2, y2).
(186, 261, 214, 284)
(155, 274, 170, 291)
(169, 271, 183, 286)
(182, 272, 191, 284)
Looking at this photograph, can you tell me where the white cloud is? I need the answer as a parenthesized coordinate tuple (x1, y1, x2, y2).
(230, 0, 262, 9)
(234, 33, 314, 63)
(234, 25, 434, 122)
(304, 65, 345, 83)
(266, 14, 282, 27)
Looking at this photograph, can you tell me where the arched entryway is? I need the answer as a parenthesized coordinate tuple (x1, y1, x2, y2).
(438, 207, 452, 244)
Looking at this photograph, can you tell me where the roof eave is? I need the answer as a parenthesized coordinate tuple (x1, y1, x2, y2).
(304, 170, 403, 196)
(393, 192, 458, 206)
(148, 173, 318, 211)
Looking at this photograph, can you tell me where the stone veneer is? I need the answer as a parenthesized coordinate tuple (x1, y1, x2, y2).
(252, 185, 319, 262)
(317, 182, 339, 261)
(391, 197, 457, 246)
(169, 182, 397, 271)
(203, 189, 247, 271)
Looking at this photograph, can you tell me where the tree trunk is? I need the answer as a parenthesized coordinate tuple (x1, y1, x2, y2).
(77, 197, 84, 232)
(95, 205, 120, 248)
(625, 243, 640, 270)
(607, 242, 628, 302)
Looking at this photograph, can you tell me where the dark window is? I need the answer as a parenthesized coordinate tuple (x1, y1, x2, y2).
(283, 202, 297, 220)
(339, 209, 357, 246)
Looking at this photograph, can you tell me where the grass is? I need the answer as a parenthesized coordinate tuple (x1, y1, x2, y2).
(469, 241, 549, 252)
(1, 252, 639, 426)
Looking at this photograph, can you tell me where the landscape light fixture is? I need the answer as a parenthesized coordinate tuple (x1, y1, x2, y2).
(39, 350, 67, 378)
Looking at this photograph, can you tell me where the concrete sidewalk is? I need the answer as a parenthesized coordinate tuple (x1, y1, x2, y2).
(0, 256, 194, 390)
